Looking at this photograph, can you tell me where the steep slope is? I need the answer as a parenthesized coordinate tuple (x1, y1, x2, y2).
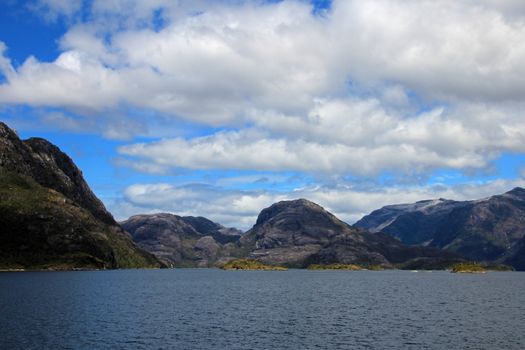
(0, 122, 162, 270)
(122, 213, 243, 267)
(505, 234, 525, 270)
(1, 125, 114, 224)
(355, 188, 525, 265)
(240, 199, 460, 268)
(355, 199, 468, 244)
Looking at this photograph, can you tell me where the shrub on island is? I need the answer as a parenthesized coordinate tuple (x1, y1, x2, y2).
(307, 263, 387, 270)
(451, 262, 486, 273)
(221, 258, 287, 270)
(308, 264, 363, 270)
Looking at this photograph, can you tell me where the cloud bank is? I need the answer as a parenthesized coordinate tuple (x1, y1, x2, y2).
(110, 178, 525, 230)
(2, 0, 524, 174)
(2, 0, 525, 226)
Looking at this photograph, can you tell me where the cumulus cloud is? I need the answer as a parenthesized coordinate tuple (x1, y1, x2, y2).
(1, 1, 329, 123)
(330, 0, 525, 102)
(40, 111, 96, 132)
(27, 0, 83, 22)
(109, 178, 525, 230)
(118, 99, 525, 175)
(2, 0, 525, 180)
(3, 0, 525, 115)
(112, 183, 288, 229)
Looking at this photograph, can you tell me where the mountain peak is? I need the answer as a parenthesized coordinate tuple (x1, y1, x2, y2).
(505, 187, 525, 197)
(0, 122, 115, 224)
(0, 122, 17, 137)
(0, 121, 162, 269)
(255, 198, 331, 226)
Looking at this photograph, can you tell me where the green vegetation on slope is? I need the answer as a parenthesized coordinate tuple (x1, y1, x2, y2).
(451, 262, 486, 273)
(0, 170, 161, 270)
(483, 264, 514, 271)
(308, 264, 364, 270)
(450, 262, 514, 273)
(221, 258, 287, 270)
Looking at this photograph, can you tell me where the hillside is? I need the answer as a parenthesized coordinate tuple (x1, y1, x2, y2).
(0, 122, 162, 270)
(355, 188, 525, 268)
(121, 213, 243, 267)
(238, 199, 460, 268)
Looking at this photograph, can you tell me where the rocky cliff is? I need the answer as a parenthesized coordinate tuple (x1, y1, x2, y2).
(239, 199, 460, 268)
(0, 122, 162, 270)
(355, 188, 525, 267)
(121, 213, 243, 267)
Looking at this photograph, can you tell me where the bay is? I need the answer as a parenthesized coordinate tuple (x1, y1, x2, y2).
(1, 269, 524, 349)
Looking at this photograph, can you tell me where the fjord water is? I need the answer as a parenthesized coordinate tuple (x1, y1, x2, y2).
(1, 270, 524, 349)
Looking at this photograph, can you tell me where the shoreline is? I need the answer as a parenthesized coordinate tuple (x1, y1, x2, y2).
(0, 266, 519, 273)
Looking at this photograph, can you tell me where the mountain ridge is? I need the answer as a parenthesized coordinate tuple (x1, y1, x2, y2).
(121, 213, 243, 267)
(355, 188, 525, 268)
(239, 198, 461, 268)
(0, 122, 162, 269)
(122, 198, 461, 269)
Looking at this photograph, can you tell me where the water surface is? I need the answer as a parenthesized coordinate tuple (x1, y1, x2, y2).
(1, 269, 524, 349)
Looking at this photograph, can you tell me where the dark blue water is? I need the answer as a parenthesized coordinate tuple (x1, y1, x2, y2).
(1, 269, 524, 349)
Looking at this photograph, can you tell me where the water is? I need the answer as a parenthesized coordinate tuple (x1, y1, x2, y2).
(1, 269, 524, 350)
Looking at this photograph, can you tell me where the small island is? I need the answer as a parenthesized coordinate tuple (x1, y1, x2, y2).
(307, 263, 386, 270)
(221, 258, 287, 271)
(308, 263, 364, 270)
(451, 262, 486, 273)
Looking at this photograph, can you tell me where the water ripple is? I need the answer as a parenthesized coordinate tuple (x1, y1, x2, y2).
(1, 270, 524, 349)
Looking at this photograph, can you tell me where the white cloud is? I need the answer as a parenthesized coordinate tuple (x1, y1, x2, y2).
(40, 111, 95, 132)
(4, 0, 525, 115)
(331, 0, 525, 102)
(27, 0, 83, 22)
(112, 182, 288, 229)
(110, 178, 525, 230)
(118, 98, 525, 175)
(2, 0, 525, 178)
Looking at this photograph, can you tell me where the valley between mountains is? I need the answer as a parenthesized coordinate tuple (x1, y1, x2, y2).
(1, 122, 524, 271)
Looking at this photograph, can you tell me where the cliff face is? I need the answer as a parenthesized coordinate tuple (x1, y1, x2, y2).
(0, 124, 115, 224)
(239, 199, 460, 268)
(355, 188, 525, 267)
(121, 213, 243, 267)
(0, 122, 162, 269)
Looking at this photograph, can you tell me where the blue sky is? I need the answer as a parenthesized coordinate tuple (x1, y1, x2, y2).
(1, 0, 525, 229)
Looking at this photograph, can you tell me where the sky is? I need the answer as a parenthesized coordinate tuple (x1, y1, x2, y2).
(1, 0, 525, 230)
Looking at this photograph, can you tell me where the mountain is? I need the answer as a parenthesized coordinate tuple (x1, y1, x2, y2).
(238, 199, 460, 268)
(121, 214, 243, 267)
(0, 122, 162, 270)
(505, 235, 525, 270)
(355, 188, 525, 267)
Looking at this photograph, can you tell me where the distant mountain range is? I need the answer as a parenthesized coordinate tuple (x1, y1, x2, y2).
(355, 188, 525, 268)
(125, 198, 461, 269)
(0, 122, 162, 270)
(1, 120, 523, 270)
(238, 199, 460, 268)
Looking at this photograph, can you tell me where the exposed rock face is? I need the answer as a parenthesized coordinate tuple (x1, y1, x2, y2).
(355, 188, 525, 267)
(0, 125, 114, 224)
(355, 199, 468, 244)
(240, 199, 459, 268)
(121, 213, 243, 267)
(180, 216, 243, 244)
(0, 122, 162, 269)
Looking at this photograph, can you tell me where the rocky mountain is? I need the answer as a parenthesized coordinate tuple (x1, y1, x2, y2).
(0, 122, 162, 270)
(355, 188, 525, 267)
(239, 199, 460, 269)
(121, 214, 243, 267)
